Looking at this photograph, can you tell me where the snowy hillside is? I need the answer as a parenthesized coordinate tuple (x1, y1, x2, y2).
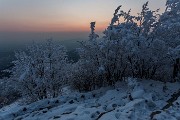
(0, 79, 180, 120)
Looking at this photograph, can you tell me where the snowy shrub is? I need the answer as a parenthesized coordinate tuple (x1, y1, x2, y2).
(73, 0, 180, 91)
(97, 2, 166, 81)
(11, 39, 69, 102)
(71, 61, 98, 91)
(0, 79, 21, 108)
(101, 1, 179, 81)
(154, 0, 180, 81)
(74, 21, 128, 91)
(72, 22, 104, 91)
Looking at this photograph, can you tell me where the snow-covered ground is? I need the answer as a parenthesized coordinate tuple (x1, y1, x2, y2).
(0, 79, 180, 120)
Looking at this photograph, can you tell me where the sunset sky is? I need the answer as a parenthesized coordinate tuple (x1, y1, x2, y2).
(0, 0, 167, 32)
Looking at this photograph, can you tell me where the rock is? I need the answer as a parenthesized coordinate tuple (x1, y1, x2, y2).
(69, 100, 74, 104)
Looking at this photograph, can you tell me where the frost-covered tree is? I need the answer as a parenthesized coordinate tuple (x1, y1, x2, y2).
(72, 22, 103, 91)
(74, 1, 179, 90)
(153, 0, 180, 80)
(69, 0, 180, 93)
(12, 39, 69, 101)
(102, 2, 168, 80)
(156, 0, 180, 48)
(0, 78, 21, 107)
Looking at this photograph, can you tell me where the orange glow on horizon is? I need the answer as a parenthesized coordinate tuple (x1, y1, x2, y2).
(0, 20, 109, 32)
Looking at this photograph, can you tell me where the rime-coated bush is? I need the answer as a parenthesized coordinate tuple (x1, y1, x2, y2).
(11, 39, 69, 102)
(74, 0, 180, 91)
(0, 79, 21, 108)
